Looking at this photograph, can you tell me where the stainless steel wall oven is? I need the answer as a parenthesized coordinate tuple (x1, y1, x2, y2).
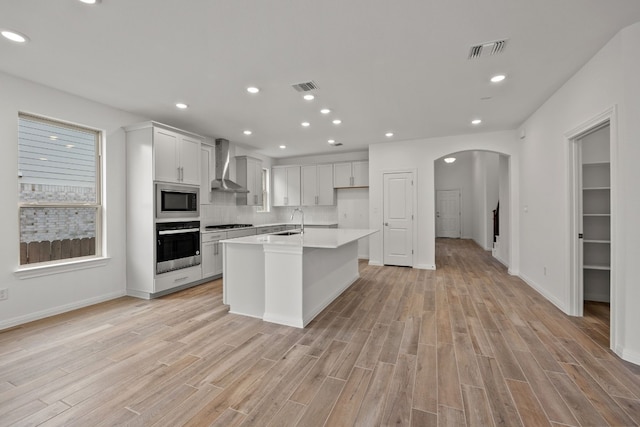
(156, 221, 201, 274)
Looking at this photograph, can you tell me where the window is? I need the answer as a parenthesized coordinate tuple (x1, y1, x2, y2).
(18, 114, 102, 265)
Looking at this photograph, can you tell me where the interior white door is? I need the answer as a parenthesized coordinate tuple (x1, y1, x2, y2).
(383, 172, 413, 266)
(436, 190, 461, 238)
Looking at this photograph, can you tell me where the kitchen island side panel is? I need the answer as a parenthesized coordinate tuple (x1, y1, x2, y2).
(223, 243, 265, 318)
(263, 245, 304, 327)
(302, 242, 359, 325)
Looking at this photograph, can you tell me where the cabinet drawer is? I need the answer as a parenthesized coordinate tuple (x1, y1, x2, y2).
(226, 228, 257, 239)
(155, 265, 202, 292)
(202, 232, 226, 242)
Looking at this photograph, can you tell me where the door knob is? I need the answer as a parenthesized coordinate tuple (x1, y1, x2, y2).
(384, 222, 389, 226)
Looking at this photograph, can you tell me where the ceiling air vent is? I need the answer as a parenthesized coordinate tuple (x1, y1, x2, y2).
(292, 81, 318, 92)
(331, 142, 343, 147)
(468, 39, 508, 59)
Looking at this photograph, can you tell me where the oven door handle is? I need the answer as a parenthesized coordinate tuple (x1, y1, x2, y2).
(158, 228, 200, 235)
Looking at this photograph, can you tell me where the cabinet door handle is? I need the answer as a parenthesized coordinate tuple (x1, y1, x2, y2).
(315, 195, 318, 205)
(254, 194, 258, 205)
(177, 167, 181, 181)
(181, 167, 184, 181)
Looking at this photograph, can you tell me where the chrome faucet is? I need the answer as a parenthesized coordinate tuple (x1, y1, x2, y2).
(290, 208, 304, 233)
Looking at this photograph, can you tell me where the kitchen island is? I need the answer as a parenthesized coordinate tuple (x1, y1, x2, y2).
(222, 228, 378, 328)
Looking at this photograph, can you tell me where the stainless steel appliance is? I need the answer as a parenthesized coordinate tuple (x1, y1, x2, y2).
(156, 221, 201, 274)
(210, 139, 249, 193)
(156, 183, 199, 219)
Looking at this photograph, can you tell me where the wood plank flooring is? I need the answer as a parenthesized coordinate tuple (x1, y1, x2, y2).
(0, 238, 637, 426)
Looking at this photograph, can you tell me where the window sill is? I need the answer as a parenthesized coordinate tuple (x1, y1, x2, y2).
(14, 256, 111, 279)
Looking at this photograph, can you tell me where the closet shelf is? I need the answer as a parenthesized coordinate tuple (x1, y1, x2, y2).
(583, 239, 610, 244)
(582, 161, 610, 166)
(583, 213, 610, 217)
(584, 264, 611, 271)
(583, 187, 610, 191)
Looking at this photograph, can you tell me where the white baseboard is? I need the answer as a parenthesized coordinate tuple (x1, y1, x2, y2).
(615, 345, 640, 366)
(584, 293, 611, 303)
(493, 253, 509, 268)
(0, 290, 126, 331)
(368, 260, 383, 266)
(518, 272, 568, 314)
(414, 264, 436, 270)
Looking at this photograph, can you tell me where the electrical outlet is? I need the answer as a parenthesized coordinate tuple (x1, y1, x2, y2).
(0, 288, 7, 301)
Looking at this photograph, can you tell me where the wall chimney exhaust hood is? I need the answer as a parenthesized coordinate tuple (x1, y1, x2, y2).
(211, 138, 249, 193)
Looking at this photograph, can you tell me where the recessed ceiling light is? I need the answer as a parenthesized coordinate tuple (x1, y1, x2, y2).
(79, 0, 101, 4)
(332, 119, 342, 125)
(247, 86, 260, 94)
(385, 132, 394, 137)
(320, 108, 331, 114)
(490, 74, 506, 83)
(328, 139, 336, 144)
(279, 145, 286, 149)
(1, 29, 29, 43)
(49, 135, 58, 140)
(39, 157, 48, 161)
(175, 103, 188, 109)
(301, 122, 310, 127)
(471, 119, 482, 125)
(243, 130, 252, 135)
(303, 94, 315, 101)
(66, 144, 75, 148)
(444, 157, 456, 164)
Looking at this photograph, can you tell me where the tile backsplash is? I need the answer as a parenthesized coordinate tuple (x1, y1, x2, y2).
(200, 192, 339, 226)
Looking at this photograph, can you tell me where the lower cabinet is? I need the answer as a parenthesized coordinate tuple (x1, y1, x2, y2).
(202, 232, 225, 278)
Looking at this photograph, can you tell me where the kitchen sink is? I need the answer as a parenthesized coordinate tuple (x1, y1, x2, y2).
(273, 230, 302, 236)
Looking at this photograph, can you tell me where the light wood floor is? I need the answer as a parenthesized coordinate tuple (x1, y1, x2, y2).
(1, 239, 638, 426)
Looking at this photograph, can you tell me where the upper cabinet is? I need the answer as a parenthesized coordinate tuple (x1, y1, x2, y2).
(334, 161, 368, 188)
(302, 164, 335, 206)
(236, 156, 263, 206)
(154, 127, 201, 186)
(200, 144, 214, 204)
(272, 165, 301, 206)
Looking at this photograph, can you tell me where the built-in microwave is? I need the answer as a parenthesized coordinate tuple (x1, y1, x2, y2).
(156, 184, 199, 219)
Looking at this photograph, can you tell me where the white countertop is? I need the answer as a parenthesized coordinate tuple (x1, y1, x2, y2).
(202, 222, 338, 233)
(221, 228, 378, 249)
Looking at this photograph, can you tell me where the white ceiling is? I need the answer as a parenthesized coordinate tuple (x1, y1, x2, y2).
(2, 1, 640, 158)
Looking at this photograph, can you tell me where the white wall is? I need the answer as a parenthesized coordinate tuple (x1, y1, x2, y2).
(0, 71, 146, 329)
(518, 21, 640, 363)
(337, 188, 369, 258)
(496, 155, 510, 266)
(369, 131, 520, 271)
(471, 152, 486, 247)
(434, 152, 473, 238)
(469, 151, 500, 250)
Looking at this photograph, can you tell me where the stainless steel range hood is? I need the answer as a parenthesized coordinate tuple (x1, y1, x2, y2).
(211, 138, 249, 193)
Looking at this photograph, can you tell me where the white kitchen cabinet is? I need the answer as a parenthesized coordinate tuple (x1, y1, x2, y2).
(256, 225, 286, 234)
(333, 161, 368, 188)
(202, 231, 226, 278)
(272, 165, 301, 206)
(302, 164, 335, 206)
(236, 156, 263, 206)
(154, 127, 201, 186)
(124, 121, 205, 299)
(200, 144, 214, 204)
